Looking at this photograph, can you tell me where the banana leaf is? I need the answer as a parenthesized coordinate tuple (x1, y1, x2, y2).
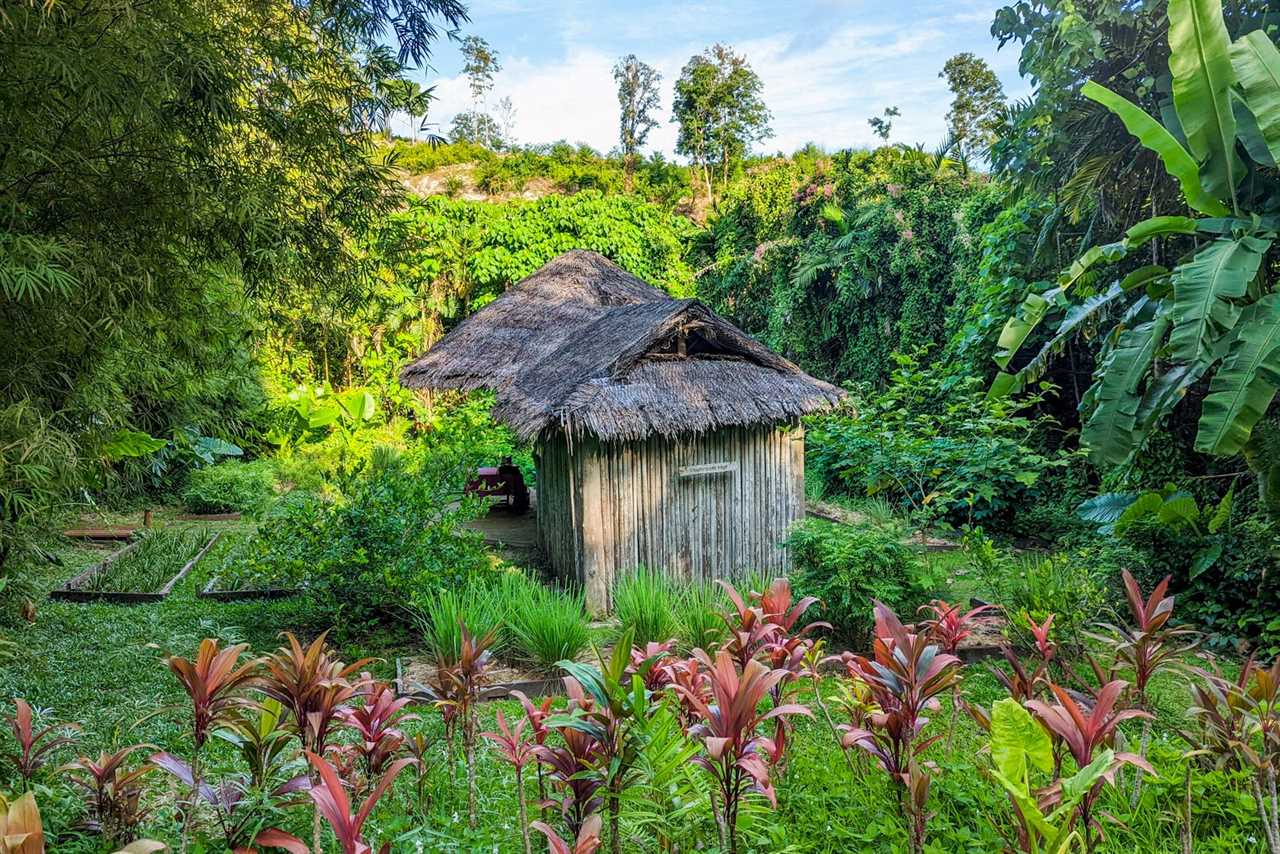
(1230, 30, 1280, 164)
(1083, 315, 1171, 467)
(1083, 81, 1228, 217)
(1194, 292, 1280, 455)
(1169, 0, 1242, 202)
(1169, 235, 1269, 365)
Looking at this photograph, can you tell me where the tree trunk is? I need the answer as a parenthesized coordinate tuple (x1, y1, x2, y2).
(517, 768, 531, 854)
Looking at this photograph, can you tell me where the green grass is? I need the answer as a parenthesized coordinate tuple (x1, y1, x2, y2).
(613, 568, 681, 647)
(78, 525, 212, 593)
(500, 572, 590, 672)
(413, 583, 507, 663)
(0, 522, 1267, 853)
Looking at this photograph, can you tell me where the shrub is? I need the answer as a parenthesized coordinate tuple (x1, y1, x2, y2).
(786, 518, 932, 645)
(501, 573, 590, 672)
(612, 569, 679, 647)
(181, 459, 276, 515)
(230, 490, 330, 591)
(805, 350, 1077, 529)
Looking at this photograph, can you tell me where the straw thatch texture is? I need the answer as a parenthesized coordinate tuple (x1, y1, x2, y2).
(400, 249, 843, 441)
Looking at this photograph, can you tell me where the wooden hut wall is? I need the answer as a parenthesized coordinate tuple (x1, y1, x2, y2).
(540, 424, 805, 614)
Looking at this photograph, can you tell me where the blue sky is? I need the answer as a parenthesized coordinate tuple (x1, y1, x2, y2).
(392, 1, 1033, 156)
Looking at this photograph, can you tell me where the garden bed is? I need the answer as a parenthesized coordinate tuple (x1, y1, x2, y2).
(177, 511, 242, 522)
(51, 527, 220, 603)
(395, 656, 562, 703)
(197, 531, 305, 600)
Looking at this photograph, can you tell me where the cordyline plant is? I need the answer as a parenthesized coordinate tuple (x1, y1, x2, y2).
(1089, 571, 1197, 805)
(305, 750, 414, 854)
(3, 698, 78, 788)
(149, 752, 309, 853)
(512, 690, 555, 821)
(340, 676, 419, 794)
(834, 601, 961, 854)
(59, 745, 156, 847)
(755, 579, 827, 765)
(531, 683, 604, 839)
(1026, 681, 1153, 853)
(0, 790, 44, 854)
(672, 648, 810, 854)
(550, 628, 662, 854)
(919, 599, 996, 747)
(431, 621, 497, 829)
(801, 641, 862, 780)
(260, 631, 372, 756)
(531, 813, 603, 854)
(482, 709, 537, 854)
(715, 580, 784, 671)
(163, 637, 261, 847)
(985, 697, 1124, 854)
(213, 699, 295, 790)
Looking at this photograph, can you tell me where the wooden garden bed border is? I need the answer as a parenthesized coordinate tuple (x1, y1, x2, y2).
(50, 531, 221, 604)
(177, 512, 242, 522)
(393, 658, 561, 705)
(198, 578, 304, 601)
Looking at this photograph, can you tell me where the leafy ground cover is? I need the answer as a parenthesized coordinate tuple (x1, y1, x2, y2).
(0, 527, 1271, 853)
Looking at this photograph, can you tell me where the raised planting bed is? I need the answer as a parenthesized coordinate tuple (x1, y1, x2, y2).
(394, 657, 562, 704)
(177, 512, 242, 522)
(197, 532, 305, 601)
(51, 527, 219, 603)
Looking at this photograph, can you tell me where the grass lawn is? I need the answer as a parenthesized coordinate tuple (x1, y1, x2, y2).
(0, 519, 1266, 853)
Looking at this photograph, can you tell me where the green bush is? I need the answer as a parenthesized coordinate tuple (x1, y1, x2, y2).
(181, 459, 276, 515)
(806, 350, 1078, 529)
(501, 572, 590, 672)
(415, 584, 507, 663)
(786, 518, 933, 645)
(613, 569, 680, 647)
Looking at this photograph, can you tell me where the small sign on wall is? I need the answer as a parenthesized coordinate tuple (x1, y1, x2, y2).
(678, 461, 738, 478)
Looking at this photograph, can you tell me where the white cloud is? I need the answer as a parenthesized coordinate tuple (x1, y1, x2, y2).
(392, 11, 1030, 159)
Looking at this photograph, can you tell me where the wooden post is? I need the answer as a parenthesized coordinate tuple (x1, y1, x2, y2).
(579, 441, 609, 616)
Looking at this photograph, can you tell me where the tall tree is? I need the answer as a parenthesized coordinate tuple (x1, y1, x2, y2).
(938, 53, 1005, 158)
(451, 34, 503, 147)
(613, 55, 662, 190)
(0, 0, 467, 581)
(672, 44, 772, 206)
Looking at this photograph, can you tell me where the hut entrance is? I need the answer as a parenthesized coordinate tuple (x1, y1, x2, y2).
(676, 459, 738, 582)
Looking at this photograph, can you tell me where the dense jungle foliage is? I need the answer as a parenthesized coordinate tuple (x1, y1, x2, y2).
(2, 0, 1280, 850)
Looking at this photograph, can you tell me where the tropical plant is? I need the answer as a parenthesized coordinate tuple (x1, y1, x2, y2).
(512, 690, 556, 822)
(985, 697, 1122, 854)
(550, 629, 661, 854)
(991, 0, 1280, 509)
(531, 684, 605, 838)
(59, 746, 156, 846)
(339, 678, 419, 790)
(431, 622, 497, 828)
(414, 585, 506, 664)
(304, 751, 413, 854)
(919, 599, 997, 745)
(671, 649, 810, 854)
(482, 709, 536, 854)
(212, 699, 295, 790)
(1026, 681, 1155, 852)
(531, 813, 603, 854)
(259, 631, 371, 755)
(0, 791, 44, 854)
(832, 602, 962, 854)
(3, 699, 78, 788)
(181, 460, 276, 516)
(148, 753, 309, 854)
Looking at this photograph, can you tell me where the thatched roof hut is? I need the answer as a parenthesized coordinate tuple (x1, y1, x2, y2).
(401, 249, 844, 612)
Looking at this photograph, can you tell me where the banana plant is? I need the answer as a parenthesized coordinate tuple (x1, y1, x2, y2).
(991, 0, 1280, 506)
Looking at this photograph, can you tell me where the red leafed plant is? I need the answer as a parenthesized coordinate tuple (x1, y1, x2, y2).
(260, 632, 372, 756)
(754, 579, 828, 765)
(659, 655, 707, 733)
(339, 676, 419, 791)
(715, 580, 784, 670)
(918, 599, 996, 747)
(531, 813, 603, 854)
(671, 648, 810, 854)
(482, 709, 536, 854)
(4, 698, 78, 788)
(431, 622, 497, 829)
(59, 745, 156, 847)
(834, 601, 961, 854)
(531, 678, 605, 838)
(626, 641, 676, 691)
(305, 750, 413, 854)
(1026, 680, 1154, 852)
(512, 690, 555, 820)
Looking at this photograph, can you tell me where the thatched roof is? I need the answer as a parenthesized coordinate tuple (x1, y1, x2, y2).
(400, 249, 844, 442)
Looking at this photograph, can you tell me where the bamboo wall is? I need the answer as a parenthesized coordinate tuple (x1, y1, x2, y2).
(535, 424, 806, 614)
